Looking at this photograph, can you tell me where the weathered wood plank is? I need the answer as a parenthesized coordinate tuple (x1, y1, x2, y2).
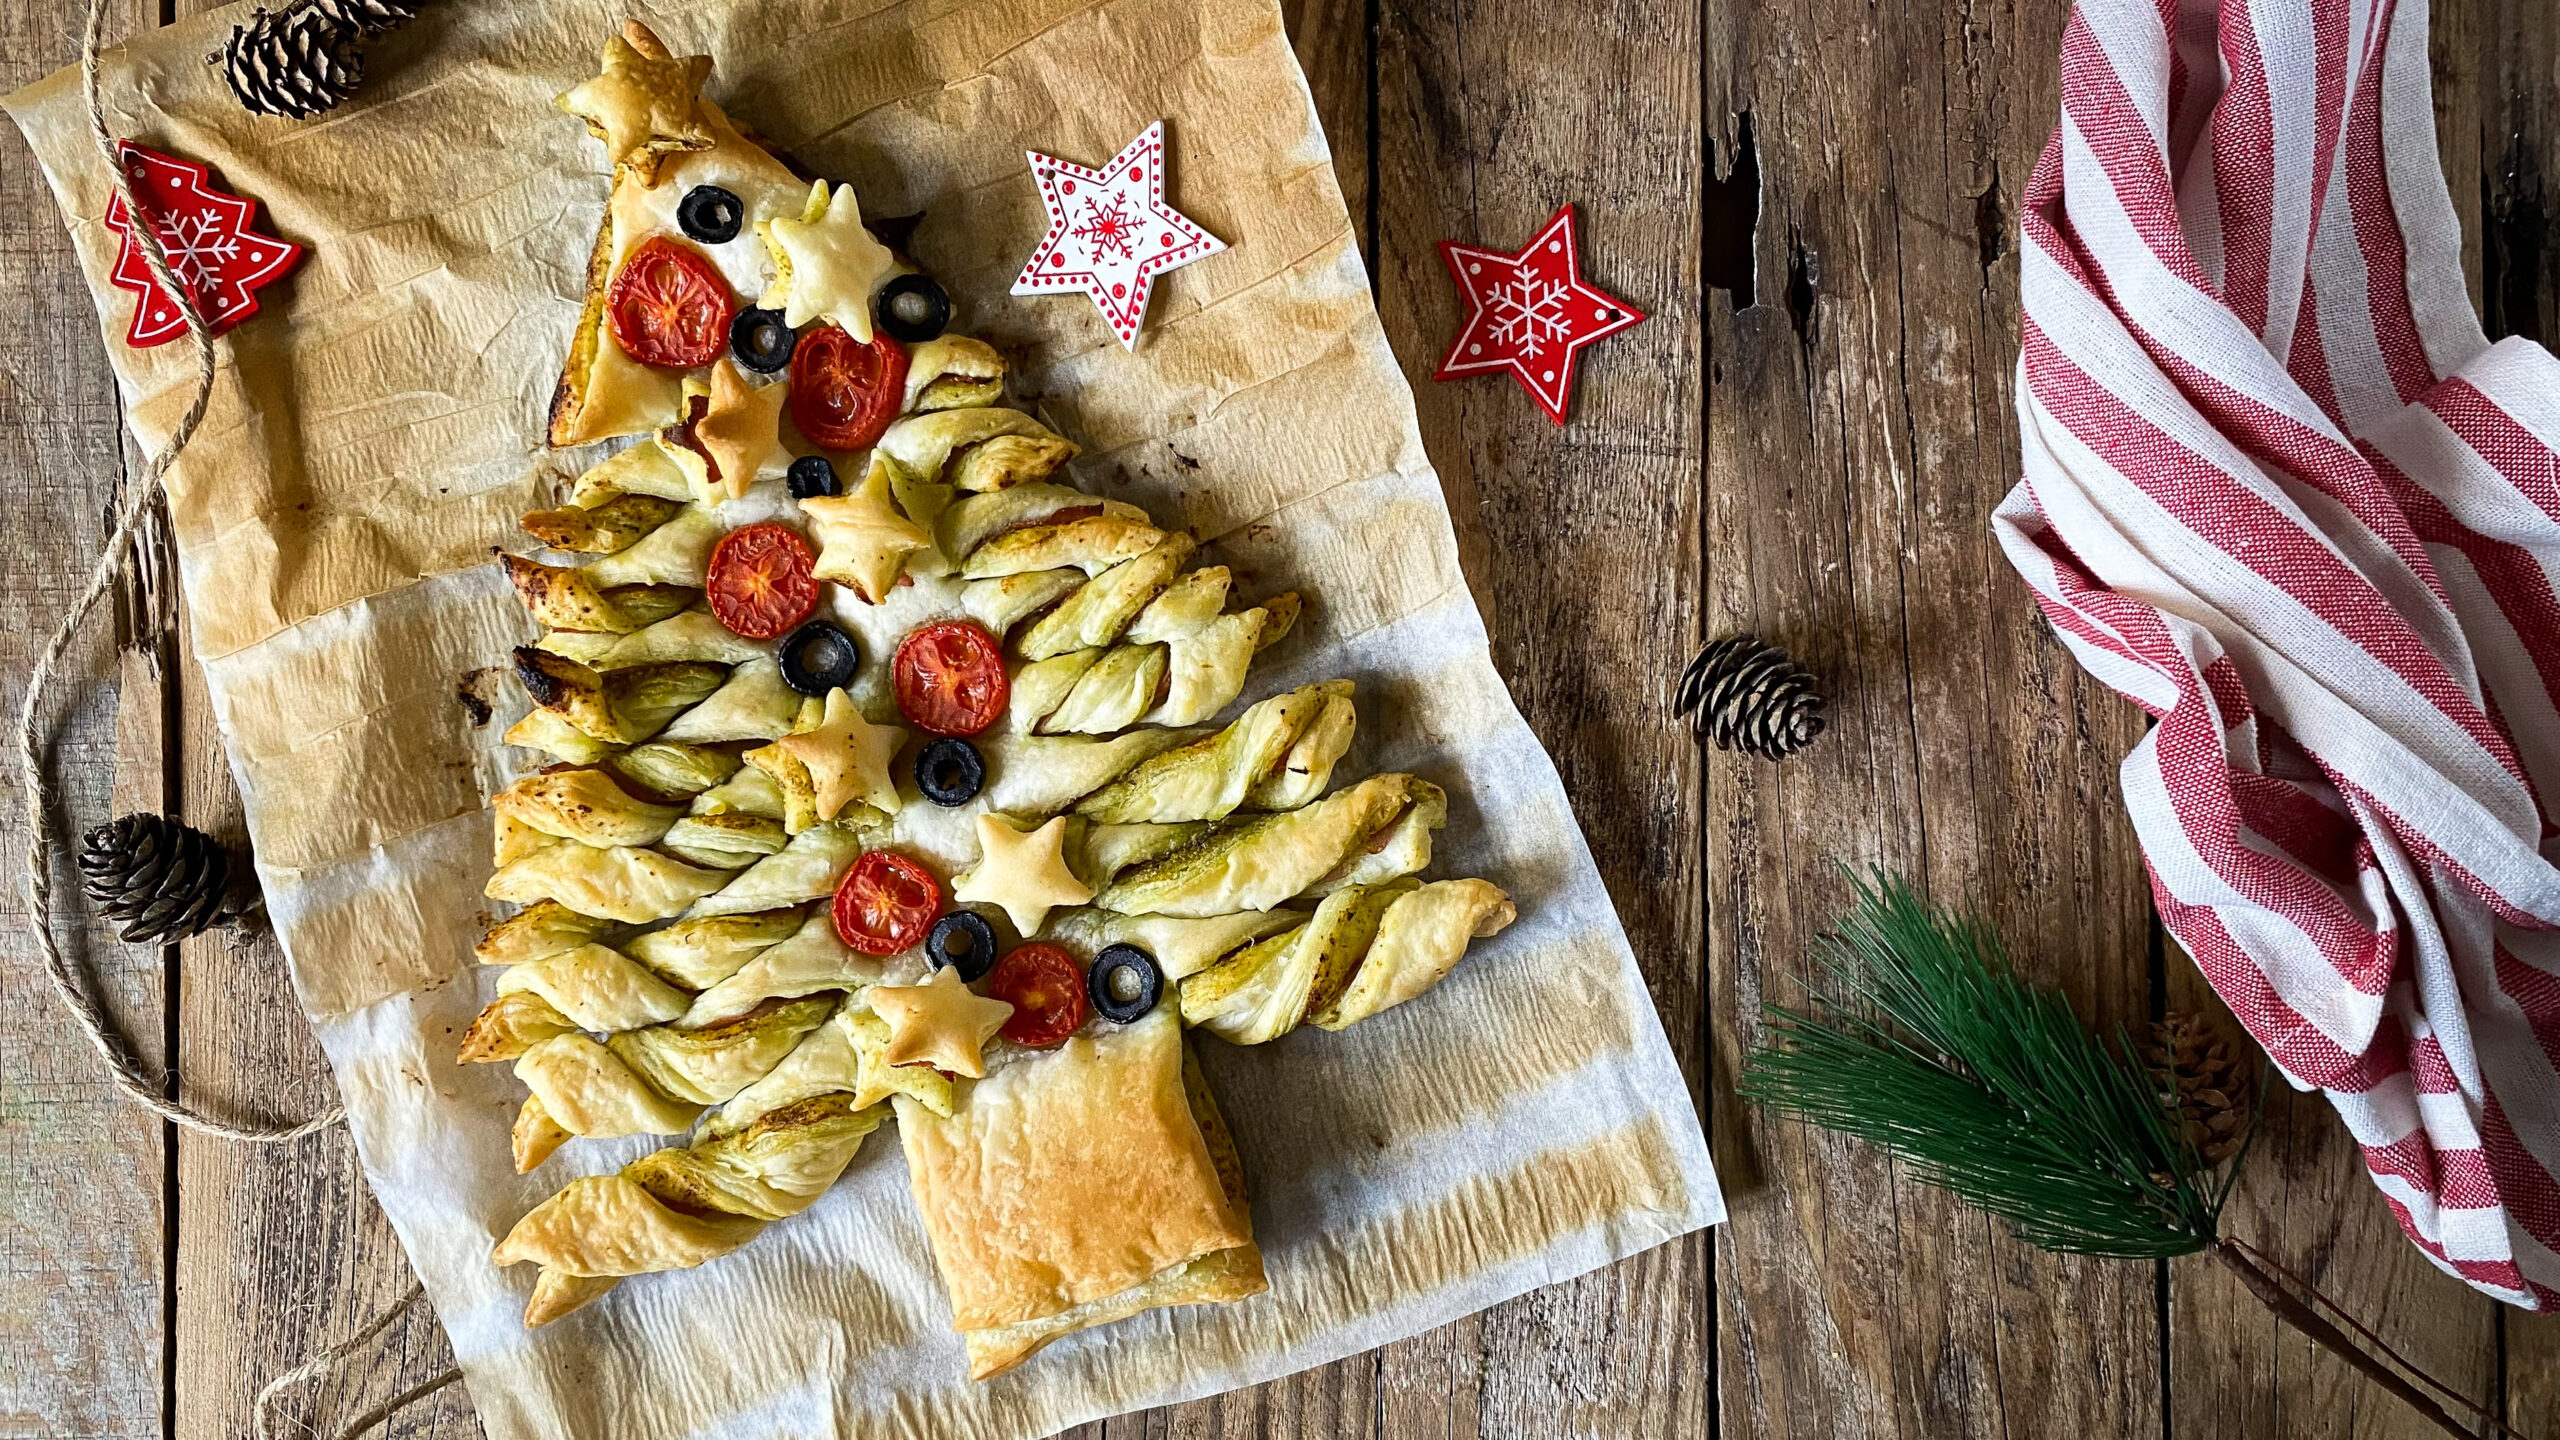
(0, 3, 171, 1437)
(2470, 0, 2557, 345)
(1699, 0, 2170, 1434)
(2167, 1065, 2500, 1440)
(1368, 2, 1714, 1439)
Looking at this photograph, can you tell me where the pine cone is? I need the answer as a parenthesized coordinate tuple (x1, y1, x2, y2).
(77, 813, 236, 944)
(214, 6, 365, 119)
(1675, 635, 1827, 761)
(308, 0, 424, 35)
(2145, 1012, 2253, 1169)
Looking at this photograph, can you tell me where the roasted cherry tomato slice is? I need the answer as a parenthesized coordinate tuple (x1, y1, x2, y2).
(986, 943, 1088, 1048)
(789, 323, 909, 450)
(892, 621, 1009, 736)
(607, 236, 736, 368)
(832, 850, 942, 956)
(705, 522, 821, 639)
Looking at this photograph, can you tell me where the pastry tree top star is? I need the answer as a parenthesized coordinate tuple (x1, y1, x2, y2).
(1433, 203, 1646, 425)
(1011, 121, 1226, 351)
(554, 22, 714, 183)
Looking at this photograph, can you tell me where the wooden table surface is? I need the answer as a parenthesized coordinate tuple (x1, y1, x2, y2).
(6, 0, 2559, 1436)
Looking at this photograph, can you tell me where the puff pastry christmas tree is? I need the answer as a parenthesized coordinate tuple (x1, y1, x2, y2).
(466, 21, 1519, 1377)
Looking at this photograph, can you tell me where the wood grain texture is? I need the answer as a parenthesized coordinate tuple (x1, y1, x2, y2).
(0, 2, 169, 1436)
(1372, 1, 1713, 1437)
(4, 0, 2555, 1436)
(1699, 0, 2165, 1434)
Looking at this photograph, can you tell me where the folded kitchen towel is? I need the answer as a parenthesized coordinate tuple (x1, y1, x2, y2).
(1999, 0, 2560, 1307)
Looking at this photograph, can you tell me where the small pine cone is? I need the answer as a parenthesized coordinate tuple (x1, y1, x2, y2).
(2146, 1012, 2253, 1168)
(216, 7, 365, 119)
(77, 814, 236, 944)
(1675, 635, 1827, 761)
(307, 0, 425, 35)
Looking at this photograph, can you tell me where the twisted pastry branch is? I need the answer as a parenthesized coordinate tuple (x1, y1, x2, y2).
(806, 408, 1302, 733)
(491, 992, 953, 1324)
(1173, 878, 1516, 1044)
(985, 680, 1356, 821)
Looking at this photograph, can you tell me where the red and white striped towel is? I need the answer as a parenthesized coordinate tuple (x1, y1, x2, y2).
(1996, 0, 2560, 1305)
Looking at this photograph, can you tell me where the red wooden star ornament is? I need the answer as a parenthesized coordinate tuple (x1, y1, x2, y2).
(1012, 121, 1226, 351)
(1434, 204, 1644, 425)
(103, 143, 304, 349)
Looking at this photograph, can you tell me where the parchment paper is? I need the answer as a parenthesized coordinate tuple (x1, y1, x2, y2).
(6, 2, 1722, 1435)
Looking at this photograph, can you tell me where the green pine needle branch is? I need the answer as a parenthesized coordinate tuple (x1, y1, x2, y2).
(1738, 871, 2258, 1260)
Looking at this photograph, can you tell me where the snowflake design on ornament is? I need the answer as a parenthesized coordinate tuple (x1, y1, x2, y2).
(1488, 270, 1573, 358)
(1012, 121, 1227, 350)
(103, 143, 304, 349)
(163, 210, 245, 294)
(1434, 203, 1645, 425)
(1071, 193, 1141, 261)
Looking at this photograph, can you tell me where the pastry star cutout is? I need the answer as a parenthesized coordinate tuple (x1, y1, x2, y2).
(1011, 121, 1226, 350)
(1434, 203, 1646, 425)
(555, 22, 714, 184)
(776, 688, 906, 819)
(800, 457, 929, 603)
(954, 814, 1094, 937)
(869, 966, 1013, 1078)
(692, 359, 786, 501)
(765, 181, 899, 341)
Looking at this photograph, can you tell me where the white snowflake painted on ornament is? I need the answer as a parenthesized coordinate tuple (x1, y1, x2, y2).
(1011, 121, 1226, 351)
(163, 210, 246, 294)
(1488, 271, 1575, 358)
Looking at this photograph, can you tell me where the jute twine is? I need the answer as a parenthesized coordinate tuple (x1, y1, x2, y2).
(13, 0, 461, 1430)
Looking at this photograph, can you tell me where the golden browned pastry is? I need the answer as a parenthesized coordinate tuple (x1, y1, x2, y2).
(1175, 878, 1515, 1044)
(492, 991, 955, 1325)
(471, 25, 1527, 1377)
(894, 1008, 1262, 1378)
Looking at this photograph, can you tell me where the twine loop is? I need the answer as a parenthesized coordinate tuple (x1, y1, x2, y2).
(15, 3, 449, 1436)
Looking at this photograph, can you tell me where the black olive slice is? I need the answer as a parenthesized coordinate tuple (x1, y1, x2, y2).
(677, 185, 744, 244)
(925, 910, 998, 983)
(729, 307, 797, 373)
(777, 619, 859, 696)
(914, 737, 984, 807)
(875, 274, 951, 344)
(786, 454, 841, 500)
(1087, 943, 1163, 1023)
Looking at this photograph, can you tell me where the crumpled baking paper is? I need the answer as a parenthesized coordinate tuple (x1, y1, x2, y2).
(5, 0, 1722, 1434)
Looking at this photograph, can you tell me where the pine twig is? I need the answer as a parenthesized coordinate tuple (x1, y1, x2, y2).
(1739, 870, 2235, 1258)
(1741, 871, 2531, 1440)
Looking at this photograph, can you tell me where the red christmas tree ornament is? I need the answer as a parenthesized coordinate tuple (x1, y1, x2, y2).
(1434, 204, 1645, 425)
(102, 143, 304, 349)
(1012, 121, 1226, 351)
